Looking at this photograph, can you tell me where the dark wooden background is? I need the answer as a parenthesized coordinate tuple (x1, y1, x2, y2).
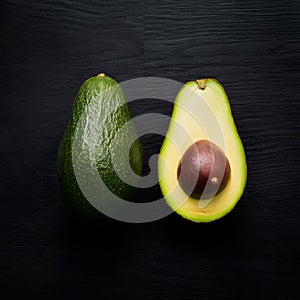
(1, 0, 299, 299)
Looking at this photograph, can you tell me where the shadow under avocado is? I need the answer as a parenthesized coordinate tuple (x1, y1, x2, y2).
(150, 202, 248, 257)
(60, 209, 137, 293)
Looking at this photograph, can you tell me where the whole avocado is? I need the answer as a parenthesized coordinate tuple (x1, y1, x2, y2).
(57, 73, 143, 219)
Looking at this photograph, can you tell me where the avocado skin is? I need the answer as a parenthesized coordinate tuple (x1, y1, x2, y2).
(57, 75, 143, 219)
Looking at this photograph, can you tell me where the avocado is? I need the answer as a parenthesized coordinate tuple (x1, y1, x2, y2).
(57, 73, 143, 219)
(158, 79, 247, 222)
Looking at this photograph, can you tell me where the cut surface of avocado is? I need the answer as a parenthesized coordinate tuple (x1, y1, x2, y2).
(158, 79, 247, 222)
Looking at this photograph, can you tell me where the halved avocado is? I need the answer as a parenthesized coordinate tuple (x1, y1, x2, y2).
(158, 79, 247, 222)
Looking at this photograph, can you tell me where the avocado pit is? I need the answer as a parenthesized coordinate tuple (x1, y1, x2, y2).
(177, 140, 231, 199)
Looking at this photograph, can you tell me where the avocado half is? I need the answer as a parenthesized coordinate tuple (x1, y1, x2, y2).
(158, 79, 247, 222)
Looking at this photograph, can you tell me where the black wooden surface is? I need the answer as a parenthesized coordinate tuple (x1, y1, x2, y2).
(1, 0, 299, 299)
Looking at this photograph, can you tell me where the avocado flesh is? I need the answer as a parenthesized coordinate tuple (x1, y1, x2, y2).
(57, 74, 143, 218)
(158, 79, 247, 222)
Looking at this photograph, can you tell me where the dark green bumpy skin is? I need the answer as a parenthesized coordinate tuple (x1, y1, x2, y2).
(57, 75, 143, 219)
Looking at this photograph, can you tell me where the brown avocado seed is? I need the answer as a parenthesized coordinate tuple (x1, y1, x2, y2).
(177, 140, 231, 199)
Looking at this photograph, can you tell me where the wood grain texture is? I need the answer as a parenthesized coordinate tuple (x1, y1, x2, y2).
(0, 0, 299, 299)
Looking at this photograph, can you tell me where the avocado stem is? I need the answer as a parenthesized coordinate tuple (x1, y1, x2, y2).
(196, 79, 207, 90)
(97, 73, 106, 77)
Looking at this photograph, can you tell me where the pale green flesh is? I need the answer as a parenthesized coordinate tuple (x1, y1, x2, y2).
(158, 79, 247, 222)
